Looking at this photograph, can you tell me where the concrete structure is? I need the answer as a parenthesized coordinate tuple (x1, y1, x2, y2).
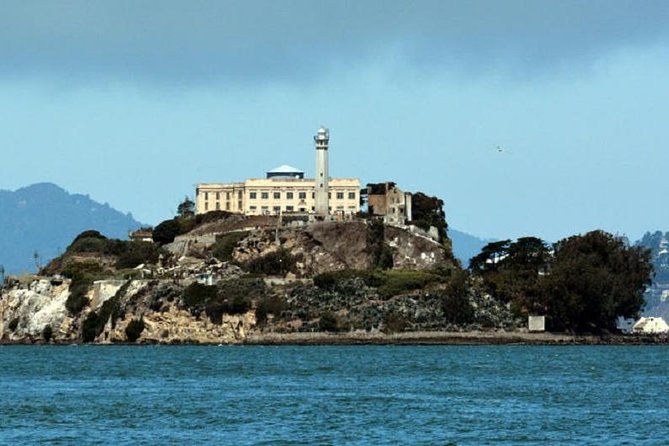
(128, 228, 154, 242)
(196, 128, 359, 217)
(528, 315, 546, 332)
(314, 127, 330, 217)
(366, 182, 413, 225)
(631, 316, 669, 334)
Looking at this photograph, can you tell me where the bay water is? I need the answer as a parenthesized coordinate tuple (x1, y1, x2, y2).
(0, 345, 667, 445)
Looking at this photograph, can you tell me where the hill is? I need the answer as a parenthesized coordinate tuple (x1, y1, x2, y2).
(0, 183, 143, 274)
(449, 228, 494, 265)
(636, 231, 669, 319)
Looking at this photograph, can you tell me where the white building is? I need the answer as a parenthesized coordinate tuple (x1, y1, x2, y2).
(631, 317, 669, 334)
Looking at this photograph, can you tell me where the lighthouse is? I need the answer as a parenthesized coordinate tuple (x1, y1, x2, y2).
(314, 126, 330, 217)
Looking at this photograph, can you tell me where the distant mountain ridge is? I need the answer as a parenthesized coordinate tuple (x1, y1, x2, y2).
(0, 183, 143, 274)
(449, 228, 494, 265)
(636, 231, 669, 319)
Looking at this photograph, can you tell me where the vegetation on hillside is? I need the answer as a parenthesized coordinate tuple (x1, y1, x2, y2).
(469, 230, 652, 332)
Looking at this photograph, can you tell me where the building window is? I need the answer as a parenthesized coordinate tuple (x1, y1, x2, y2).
(225, 202, 230, 210)
(273, 192, 281, 199)
(250, 206, 257, 212)
(328, 192, 332, 199)
(311, 206, 315, 211)
(226, 192, 230, 200)
(273, 206, 281, 214)
(216, 192, 220, 200)
(238, 200, 242, 209)
(336, 192, 344, 199)
(261, 192, 269, 199)
(250, 192, 257, 199)
(261, 206, 269, 214)
(312, 192, 315, 199)
(238, 191, 243, 199)
(204, 192, 209, 200)
(216, 202, 220, 210)
(299, 207, 306, 212)
(286, 192, 293, 199)
(204, 202, 209, 211)
(348, 192, 355, 199)
(299, 192, 307, 200)
(337, 205, 344, 210)
(286, 205, 294, 212)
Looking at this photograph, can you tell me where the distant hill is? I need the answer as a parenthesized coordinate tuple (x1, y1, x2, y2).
(449, 228, 494, 266)
(636, 231, 669, 319)
(0, 183, 143, 274)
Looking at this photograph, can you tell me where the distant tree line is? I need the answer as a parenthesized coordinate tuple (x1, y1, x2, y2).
(468, 230, 652, 332)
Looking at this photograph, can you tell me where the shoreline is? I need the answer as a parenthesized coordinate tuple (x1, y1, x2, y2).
(243, 330, 669, 345)
(3, 330, 668, 346)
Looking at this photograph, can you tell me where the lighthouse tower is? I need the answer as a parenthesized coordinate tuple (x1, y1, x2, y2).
(314, 126, 330, 217)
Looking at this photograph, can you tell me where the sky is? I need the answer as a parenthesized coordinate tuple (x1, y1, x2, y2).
(1, 0, 668, 243)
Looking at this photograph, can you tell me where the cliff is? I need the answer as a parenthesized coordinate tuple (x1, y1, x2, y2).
(0, 217, 519, 344)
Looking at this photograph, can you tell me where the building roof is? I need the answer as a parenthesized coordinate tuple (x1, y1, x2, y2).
(267, 165, 303, 174)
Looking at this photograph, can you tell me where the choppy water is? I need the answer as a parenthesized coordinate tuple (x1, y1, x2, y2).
(0, 345, 667, 445)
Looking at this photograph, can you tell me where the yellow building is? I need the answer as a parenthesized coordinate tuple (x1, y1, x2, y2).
(196, 128, 359, 217)
(196, 166, 360, 216)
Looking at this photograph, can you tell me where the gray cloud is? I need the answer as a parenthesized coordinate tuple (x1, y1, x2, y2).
(1, 0, 668, 83)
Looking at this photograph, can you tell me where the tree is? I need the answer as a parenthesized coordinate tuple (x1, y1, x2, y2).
(541, 230, 652, 332)
(469, 237, 549, 315)
(410, 192, 448, 243)
(177, 196, 195, 218)
(152, 219, 182, 245)
(469, 240, 511, 273)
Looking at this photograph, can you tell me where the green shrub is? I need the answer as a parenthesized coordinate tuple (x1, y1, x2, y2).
(367, 219, 394, 269)
(68, 236, 108, 253)
(115, 241, 162, 268)
(212, 231, 248, 261)
(377, 270, 443, 299)
(152, 219, 183, 245)
(8, 317, 19, 332)
(68, 230, 107, 247)
(65, 281, 91, 316)
(182, 282, 218, 311)
(313, 269, 384, 291)
(441, 293, 475, 325)
(246, 248, 295, 275)
(206, 295, 252, 324)
(195, 210, 232, 225)
(204, 277, 266, 323)
(255, 295, 286, 324)
(82, 312, 99, 342)
(42, 324, 53, 342)
(382, 312, 408, 333)
(61, 261, 105, 281)
(319, 311, 339, 332)
(125, 319, 145, 342)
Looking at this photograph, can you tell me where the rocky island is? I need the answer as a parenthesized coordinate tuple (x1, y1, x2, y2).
(0, 207, 520, 344)
(0, 205, 659, 345)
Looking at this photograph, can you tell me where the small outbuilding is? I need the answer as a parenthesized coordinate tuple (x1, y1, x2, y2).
(528, 315, 546, 332)
(631, 317, 669, 334)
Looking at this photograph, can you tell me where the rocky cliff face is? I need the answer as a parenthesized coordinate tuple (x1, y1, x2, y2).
(0, 277, 255, 344)
(177, 220, 450, 276)
(1, 218, 510, 344)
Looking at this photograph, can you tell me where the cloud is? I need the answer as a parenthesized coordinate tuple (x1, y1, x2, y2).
(1, 0, 668, 84)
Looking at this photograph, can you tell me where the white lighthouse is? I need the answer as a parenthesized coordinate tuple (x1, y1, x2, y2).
(314, 126, 330, 217)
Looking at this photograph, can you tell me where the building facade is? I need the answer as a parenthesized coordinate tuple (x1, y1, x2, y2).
(366, 182, 413, 225)
(196, 176, 360, 216)
(195, 128, 360, 217)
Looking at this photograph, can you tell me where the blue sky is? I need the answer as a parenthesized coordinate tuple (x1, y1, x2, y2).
(1, 0, 668, 243)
